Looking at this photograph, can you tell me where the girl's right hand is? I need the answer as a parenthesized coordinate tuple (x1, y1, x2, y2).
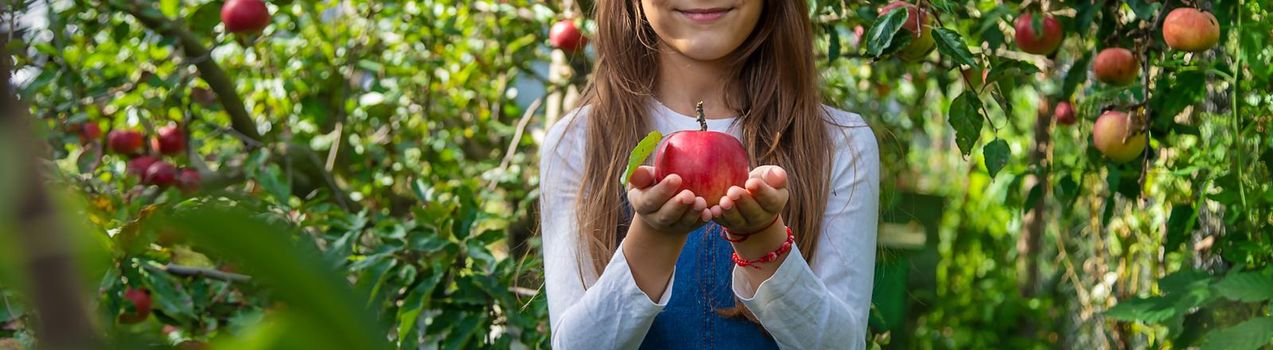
(626, 166, 712, 235)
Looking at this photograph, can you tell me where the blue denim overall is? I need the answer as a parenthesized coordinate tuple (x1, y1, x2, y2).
(638, 222, 780, 349)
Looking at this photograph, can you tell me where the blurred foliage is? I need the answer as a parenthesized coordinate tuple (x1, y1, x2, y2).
(0, 0, 1271, 349)
(6, 0, 555, 348)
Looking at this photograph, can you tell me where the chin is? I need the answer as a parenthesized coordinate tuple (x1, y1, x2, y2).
(671, 39, 736, 61)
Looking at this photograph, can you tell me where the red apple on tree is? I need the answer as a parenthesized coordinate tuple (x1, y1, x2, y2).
(178, 168, 202, 193)
(221, 0, 271, 33)
(549, 19, 587, 53)
(152, 124, 186, 155)
(117, 287, 152, 324)
(1163, 8, 1220, 52)
(961, 68, 988, 90)
(127, 156, 160, 178)
(1014, 12, 1064, 55)
(653, 102, 749, 207)
(1092, 110, 1146, 163)
(75, 122, 102, 144)
(144, 161, 179, 187)
(1054, 101, 1076, 126)
(107, 129, 145, 155)
(879, 1, 935, 62)
(1092, 48, 1139, 86)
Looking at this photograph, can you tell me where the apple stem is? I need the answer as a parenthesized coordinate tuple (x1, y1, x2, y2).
(696, 101, 707, 131)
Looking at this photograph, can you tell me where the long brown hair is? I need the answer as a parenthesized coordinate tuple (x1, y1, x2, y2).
(565, 0, 834, 318)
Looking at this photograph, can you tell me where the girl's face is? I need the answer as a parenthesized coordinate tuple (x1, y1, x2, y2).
(640, 0, 764, 61)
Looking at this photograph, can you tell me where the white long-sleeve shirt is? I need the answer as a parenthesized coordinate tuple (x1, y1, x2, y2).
(538, 101, 880, 349)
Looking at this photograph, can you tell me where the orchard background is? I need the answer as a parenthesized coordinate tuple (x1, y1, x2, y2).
(0, 0, 1270, 349)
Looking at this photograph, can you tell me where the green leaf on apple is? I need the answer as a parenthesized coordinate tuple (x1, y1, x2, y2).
(622, 131, 664, 187)
(866, 7, 908, 57)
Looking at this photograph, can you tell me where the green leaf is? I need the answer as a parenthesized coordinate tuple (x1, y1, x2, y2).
(1151, 70, 1206, 121)
(1054, 174, 1079, 207)
(0, 293, 24, 322)
(976, 6, 1010, 50)
(396, 272, 444, 350)
(1022, 183, 1042, 214)
(20, 69, 58, 95)
(1061, 53, 1092, 99)
(882, 31, 915, 57)
(827, 24, 841, 62)
(932, 28, 976, 67)
(1105, 295, 1180, 323)
(983, 138, 1010, 178)
(1074, 2, 1098, 36)
(160, 0, 179, 18)
(142, 262, 197, 323)
(1031, 12, 1044, 37)
(1200, 317, 1273, 350)
(1107, 269, 1217, 325)
(1124, 0, 1161, 21)
(358, 60, 385, 74)
(1214, 268, 1273, 302)
(1158, 268, 1212, 294)
(169, 204, 391, 350)
(985, 59, 1041, 87)
(354, 257, 397, 310)
(1165, 204, 1198, 251)
(948, 92, 984, 157)
(621, 131, 663, 187)
(187, 2, 222, 34)
(412, 178, 434, 202)
(866, 7, 909, 57)
(440, 312, 484, 350)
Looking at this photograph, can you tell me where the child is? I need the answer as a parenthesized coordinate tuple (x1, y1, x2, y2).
(540, 1, 879, 348)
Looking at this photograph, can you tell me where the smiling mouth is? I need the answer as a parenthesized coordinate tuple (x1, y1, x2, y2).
(676, 8, 733, 23)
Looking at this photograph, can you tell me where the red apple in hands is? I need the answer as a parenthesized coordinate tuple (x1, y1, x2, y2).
(1014, 12, 1064, 55)
(1093, 48, 1139, 86)
(222, 0, 270, 33)
(118, 288, 152, 324)
(549, 19, 587, 53)
(1163, 8, 1220, 52)
(107, 129, 145, 155)
(1054, 101, 1076, 126)
(152, 124, 186, 155)
(653, 103, 749, 207)
(1092, 110, 1146, 163)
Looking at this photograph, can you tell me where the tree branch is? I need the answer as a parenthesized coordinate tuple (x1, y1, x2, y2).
(922, 0, 1000, 134)
(113, 1, 263, 145)
(144, 263, 252, 283)
(488, 97, 542, 191)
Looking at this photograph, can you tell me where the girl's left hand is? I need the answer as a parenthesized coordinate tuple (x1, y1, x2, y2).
(709, 165, 789, 234)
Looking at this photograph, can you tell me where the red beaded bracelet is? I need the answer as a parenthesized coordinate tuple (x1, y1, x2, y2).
(731, 226, 794, 269)
(720, 215, 781, 243)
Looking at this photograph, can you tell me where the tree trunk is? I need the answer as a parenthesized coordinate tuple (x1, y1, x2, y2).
(0, 39, 101, 350)
(1019, 100, 1052, 298)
